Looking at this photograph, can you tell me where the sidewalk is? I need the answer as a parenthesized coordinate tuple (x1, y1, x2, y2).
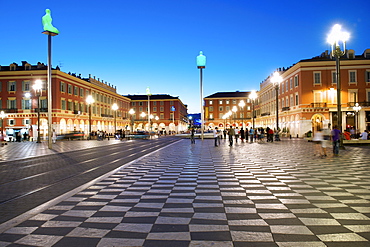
(0, 139, 369, 246)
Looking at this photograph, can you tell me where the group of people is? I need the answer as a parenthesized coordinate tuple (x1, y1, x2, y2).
(312, 125, 352, 157)
(212, 126, 278, 147)
(343, 128, 369, 140)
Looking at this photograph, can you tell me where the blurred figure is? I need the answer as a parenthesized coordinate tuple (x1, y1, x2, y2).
(360, 130, 368, 140)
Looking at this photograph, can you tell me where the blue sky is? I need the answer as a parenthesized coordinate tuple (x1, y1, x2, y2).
(1, 0, 369, 113)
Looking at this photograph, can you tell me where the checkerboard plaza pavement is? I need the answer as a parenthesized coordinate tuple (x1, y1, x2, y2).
(0, 139, 369, 247)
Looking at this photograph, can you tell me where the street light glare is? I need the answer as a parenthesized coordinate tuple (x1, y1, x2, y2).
(249, 90, 258, 100)
(33, 79, 43, 91)
(327, 24, 350, 45)
(86, 95, 95, 104)
(112, 103, 118, 111)
(271, 71, 283, 85)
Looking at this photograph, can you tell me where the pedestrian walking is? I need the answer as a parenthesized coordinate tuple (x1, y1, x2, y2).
(190, 128, 195, 144)
(312, 129, 323, 157)
(249, 128, 254, 143)
(245, 127, 249, 143)
(213, 127, 219, 146)
(228, 127, 235, 146)
(321, 127, 331, 158)
(235, 127, 240, 143)
(331, 125, 341, 156)
(52, 129, 57, 143)
(240, 128, 245, 142)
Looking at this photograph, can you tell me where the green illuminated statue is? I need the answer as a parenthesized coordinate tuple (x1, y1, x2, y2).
(42, 9, 59, 34)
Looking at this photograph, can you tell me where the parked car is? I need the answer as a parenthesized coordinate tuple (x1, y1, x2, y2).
(58, 131, 84, 140)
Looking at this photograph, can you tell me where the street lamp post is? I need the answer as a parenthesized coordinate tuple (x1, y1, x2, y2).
(146, 87, 151, 132)
(232, 106, 237, 127)
(353, 103, 361, 136)
(141, 112, 146, 131)
(129, 109, 135, 133)
(86, 95, 95, 140)
(197, 51, 206, 140)
(249, 90, 258, 129)
(112, 103, 118, 134)
(327, 24, 349, 148)
(238, 100, 245, 129)
(33, 79, 43, 143)
(271, 71, 283, 135)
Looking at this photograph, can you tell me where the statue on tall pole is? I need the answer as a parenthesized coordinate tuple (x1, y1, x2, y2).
(41, 9, 59, 149)
(42, 9, 60, 34)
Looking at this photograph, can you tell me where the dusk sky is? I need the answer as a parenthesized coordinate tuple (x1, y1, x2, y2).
(1, 0, 369, 113)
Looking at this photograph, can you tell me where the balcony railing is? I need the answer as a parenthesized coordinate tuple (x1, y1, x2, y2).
(101, 114, 114, 118)
(282, 107, 290, 111)
(347, 101, 370, 107)
(310, 103, 327, 108)
(1, 108, 18, 113)
(261, 112, 270, 116)
(35, 108, 48, 112)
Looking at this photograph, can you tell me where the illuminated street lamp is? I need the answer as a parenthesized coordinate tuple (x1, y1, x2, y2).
(249, 90, 258, 129)
(33, 79, 43, 143)
(86, 95, 95, 140)
(238, 100, 245, 128)
(271, 71, 283, 133)
(353, 103, 362, 135)
(112, 103, 118, 133)
(197, 51, 206, 140)
(327, 24, 349, 148)
(129, 108, 135, 133)
(232, 106, 237, 127)
(141, 112, 146, 130)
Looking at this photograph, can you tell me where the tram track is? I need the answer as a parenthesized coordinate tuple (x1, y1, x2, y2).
(0, 137, 180, 224)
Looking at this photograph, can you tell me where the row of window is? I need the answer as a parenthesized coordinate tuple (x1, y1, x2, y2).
(132, 101, 173, 106)
(208, 99, 251, 105)
(134, 113, 173, 120)
(3, 99, 47, 109)
(209, 112, 251, 120)
(60, 82, 121, 106)
(4, 81, 46, 92)
(208, 105, 251, 112)
(313, 70, 370, 85)
(60, 100, 123, 117)
(133, 106, 168, 113)
(3, 81, 128, 108)
(281, 75, 299, 94)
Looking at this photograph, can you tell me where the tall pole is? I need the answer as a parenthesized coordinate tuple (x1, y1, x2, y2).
(37, 95, 41, 143)
(327, 24, 349, 149)
(47, 34, 52, 149)
(114, 110, 117, 133)
(89, 104, 92, 140)
(148, 94, 150, 132)
(200, 68, 204, 140)
(252, 99, 255, 129)
(197, 51, 206, 141)
(275, 85, 279, 132)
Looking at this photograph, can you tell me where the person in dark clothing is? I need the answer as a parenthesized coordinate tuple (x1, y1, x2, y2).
(240, 128, 245, 142)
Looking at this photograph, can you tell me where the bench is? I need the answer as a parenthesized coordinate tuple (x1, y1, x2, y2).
(343, 139, 370, 145)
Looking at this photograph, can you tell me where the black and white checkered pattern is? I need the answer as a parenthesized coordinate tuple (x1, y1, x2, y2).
(1, 139, 369, 246)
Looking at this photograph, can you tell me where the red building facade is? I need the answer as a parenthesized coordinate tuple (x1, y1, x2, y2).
(0, 61, 131, 140)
